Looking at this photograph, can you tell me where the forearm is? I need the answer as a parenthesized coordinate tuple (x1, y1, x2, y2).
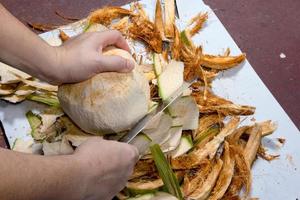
(0, 4, 57, 83)
(0, 148, 83, 200)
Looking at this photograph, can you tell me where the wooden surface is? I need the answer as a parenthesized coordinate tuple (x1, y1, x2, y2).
(203, 0, 300, 129)
(0, 0, 299, 148)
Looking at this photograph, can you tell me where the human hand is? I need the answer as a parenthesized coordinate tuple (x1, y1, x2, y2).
(44, 30, 135, 85)
(72, 137, 138, 200)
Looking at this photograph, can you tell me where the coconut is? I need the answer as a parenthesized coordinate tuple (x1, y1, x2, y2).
(58, 48, 150, 135)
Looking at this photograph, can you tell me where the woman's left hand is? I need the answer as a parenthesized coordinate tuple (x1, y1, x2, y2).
(44, 30, 134, 85)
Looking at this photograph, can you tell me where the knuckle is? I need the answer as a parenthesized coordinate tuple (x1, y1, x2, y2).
(127, 145, 139, 160)
(84, 31, 94, 38)
(111, 29, 121, 35)
(111, 30, 122, 39)
(89, 32, 102, 41)
(120, 144, 137, 159)
(92, 32, 102, 40)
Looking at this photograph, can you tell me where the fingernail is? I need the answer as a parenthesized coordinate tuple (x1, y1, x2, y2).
(126, 60, 135, 71)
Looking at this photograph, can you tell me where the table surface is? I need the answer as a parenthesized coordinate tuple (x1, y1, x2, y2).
(0, 0, 299, 148)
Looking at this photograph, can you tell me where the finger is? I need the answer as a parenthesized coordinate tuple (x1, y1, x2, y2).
(94, 30, 130, 52)
(128, 144, 139, 162)
(74, 136, 101, 151)
(118, 143, 139, 167)
(95, 55, 135, 73)
(125, 144, 139, 163)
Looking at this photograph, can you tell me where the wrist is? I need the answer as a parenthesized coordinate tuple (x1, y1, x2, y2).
(30, 44, 64, 85)
(36, 45, 65, 85)
(18, 40, 63, 85)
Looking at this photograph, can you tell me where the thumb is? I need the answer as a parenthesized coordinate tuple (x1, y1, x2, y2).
(95, 54, 135, 73)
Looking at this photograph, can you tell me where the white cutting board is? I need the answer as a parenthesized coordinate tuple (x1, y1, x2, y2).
(0, 0, 299, 199)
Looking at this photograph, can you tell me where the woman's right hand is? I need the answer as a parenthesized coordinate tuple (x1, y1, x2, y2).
(73, 138, 139, 200)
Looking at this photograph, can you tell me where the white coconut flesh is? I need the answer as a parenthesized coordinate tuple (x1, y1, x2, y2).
(58, 48, 150, 135)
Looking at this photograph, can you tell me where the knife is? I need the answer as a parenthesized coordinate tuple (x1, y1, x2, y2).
(119, 79, 196, 144)
(174, 0, 180, 19)
(162, 0, 180, 19)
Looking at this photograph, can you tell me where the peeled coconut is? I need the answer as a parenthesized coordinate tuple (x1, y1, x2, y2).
(58, 48, 150, 135)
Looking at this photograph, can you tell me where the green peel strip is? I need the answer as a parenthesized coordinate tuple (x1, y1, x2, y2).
(27, 93, 60, 107)
(150, 144, 183, 200)
(191, 124, 220, 152)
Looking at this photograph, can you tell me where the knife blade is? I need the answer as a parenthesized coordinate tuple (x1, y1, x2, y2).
(162, 0, 180, 19)
(174, 0, 180, 19)
(119, 79, 196, 144)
